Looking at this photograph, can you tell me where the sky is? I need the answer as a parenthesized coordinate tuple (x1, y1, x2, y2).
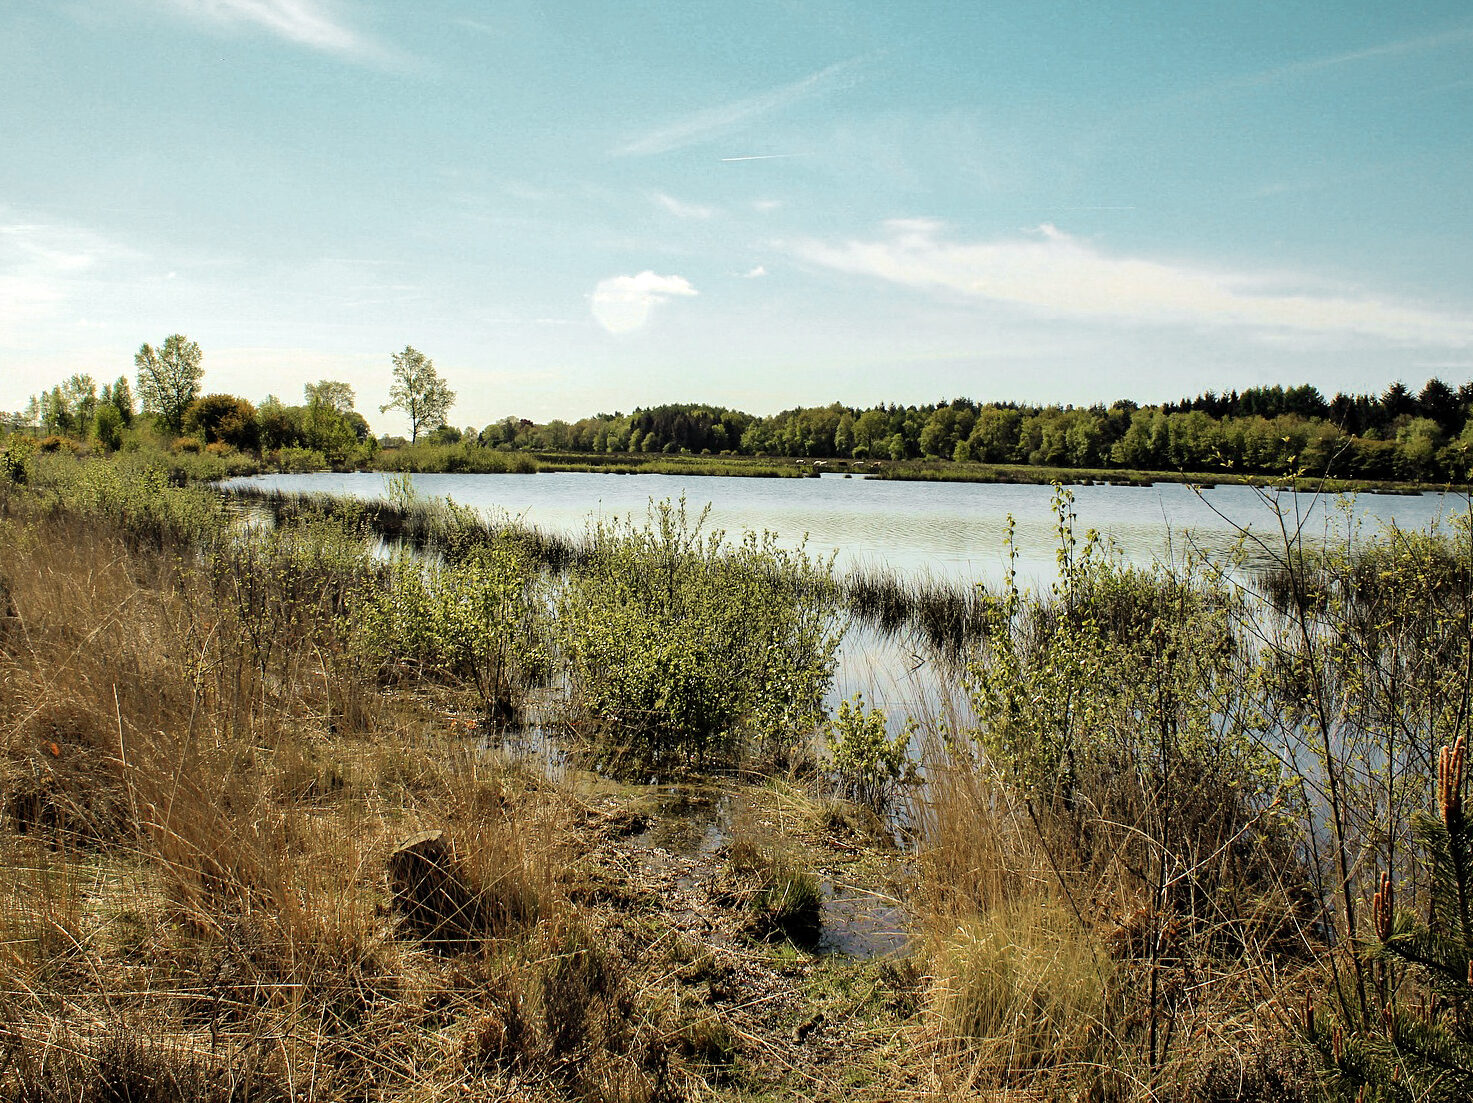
(3, 1, 1473, 436)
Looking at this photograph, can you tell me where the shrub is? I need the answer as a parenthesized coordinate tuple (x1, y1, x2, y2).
(557, 499, 840, 771)
(37, 434, 79, 454)
(965, 488, 1282, 924)
(359, 539, 549, 725)
(822, 692, 918, 813)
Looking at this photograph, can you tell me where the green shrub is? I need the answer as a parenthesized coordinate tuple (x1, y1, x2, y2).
(965, 486, 1282, 928)
(359, 539, 549, 724)
(557, 499, 840, 771)
(822, 692, 918, 813)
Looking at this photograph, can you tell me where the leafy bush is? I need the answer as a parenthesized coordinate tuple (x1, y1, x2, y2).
(360, 540, 549, 725)
(557, 500, 840, 771)
(822, 692, 918, 812)
(965, 487, 1284, 935)
(1, 436, 34, 484)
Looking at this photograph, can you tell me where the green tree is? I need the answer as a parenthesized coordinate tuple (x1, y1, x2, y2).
(100, 375, 134, 427)
(93, 403, 124, 451)
(381, 346, 455, 443)
(257, 396, 304, 450)
(304, 379, 356, 413)
(304, 380, 364, 462)
(61, 374, 98, 437)
(834, 411, 855, 457)
(183, 394, 259, 451)
(135, 334, 203, 433)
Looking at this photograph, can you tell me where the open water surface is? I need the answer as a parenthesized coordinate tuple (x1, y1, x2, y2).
(221, 470, 1460, 585)
(222, 470, 1464, 742)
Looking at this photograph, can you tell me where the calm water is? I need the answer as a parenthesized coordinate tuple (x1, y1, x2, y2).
(220, 469, 1466, 736)
(220, 470, 1461, 586)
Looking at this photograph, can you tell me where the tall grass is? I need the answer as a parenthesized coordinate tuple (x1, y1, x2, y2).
(0, 462, 701, 1099)
(909, 485, 1473, 1099)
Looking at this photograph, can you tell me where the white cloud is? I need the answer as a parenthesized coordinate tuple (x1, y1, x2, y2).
(788, 221, 1473, 346)
(591, 271, 697, 334)
(157, 0, 374, 56)
(653, 193, 716, 220)
(614, 56, 866, 157)
(752, 199, 783, 213)
(742, 265, 767, 279)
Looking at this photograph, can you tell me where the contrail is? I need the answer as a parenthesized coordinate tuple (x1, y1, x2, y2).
(720, 153, 806, 162)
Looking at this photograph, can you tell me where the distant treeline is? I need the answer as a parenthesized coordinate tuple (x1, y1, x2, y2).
(8, 368, 1473, 482)
(474, 378, 1473, 481)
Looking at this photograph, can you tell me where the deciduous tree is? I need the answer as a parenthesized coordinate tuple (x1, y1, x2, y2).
(135, 334, 203, 433)
(381, 346, 455, 443)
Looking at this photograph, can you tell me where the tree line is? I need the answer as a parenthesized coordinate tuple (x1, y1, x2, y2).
(4, 338, 455, 465)
(481, 377, 1473, 481)
(6, 337, 1473, 481)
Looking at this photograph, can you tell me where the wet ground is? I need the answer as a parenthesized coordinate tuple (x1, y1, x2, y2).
(621, 782, 914, 960)
(563, 777, 928, 1098)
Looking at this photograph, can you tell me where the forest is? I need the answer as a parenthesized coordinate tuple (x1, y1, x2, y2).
(7, 340, 1473, 484)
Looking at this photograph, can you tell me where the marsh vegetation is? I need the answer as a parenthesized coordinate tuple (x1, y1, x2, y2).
(1, 448, 1471, 1101)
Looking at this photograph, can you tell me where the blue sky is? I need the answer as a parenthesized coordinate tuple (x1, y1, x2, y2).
(3, 1, 1472, 435)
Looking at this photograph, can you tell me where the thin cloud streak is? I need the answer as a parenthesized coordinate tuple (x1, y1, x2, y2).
(614, 57, 866, 157)
(1173, 22, 1473, 103)
(788, 221, 1473, 346)
(157, 0, 378, 57)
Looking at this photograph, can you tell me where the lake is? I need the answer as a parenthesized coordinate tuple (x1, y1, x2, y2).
(219, 469, 1462, 587)
(221, 470, 1466, 721)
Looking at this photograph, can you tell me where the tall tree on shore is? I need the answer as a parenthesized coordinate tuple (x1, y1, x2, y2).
(381, 346, 455, 443)
(135, 334, 203, 433)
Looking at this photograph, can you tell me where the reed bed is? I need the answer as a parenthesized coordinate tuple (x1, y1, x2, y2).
(6, 458, 1469, 1101)
(221, 483, 1011, 659)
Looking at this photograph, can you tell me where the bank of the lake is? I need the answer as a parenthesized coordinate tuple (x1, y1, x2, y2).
(371, 444, 1466, 495)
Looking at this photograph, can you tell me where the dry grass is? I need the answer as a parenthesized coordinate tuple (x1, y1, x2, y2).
(0, 466, 1340, 1102)
(0, 495, 680, 1101)
(911, 733, 1323, 1103)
